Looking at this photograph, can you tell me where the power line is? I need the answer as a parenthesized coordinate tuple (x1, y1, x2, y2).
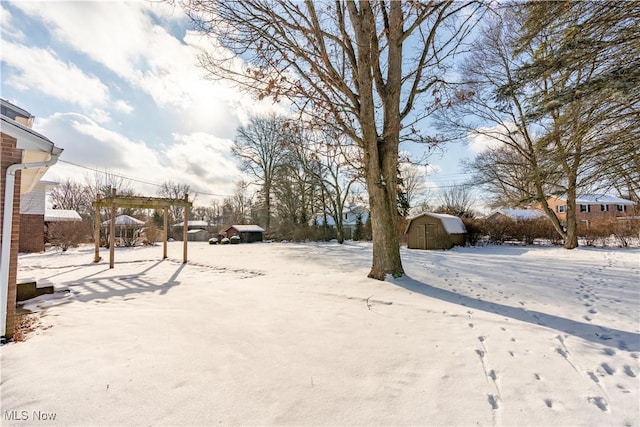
(57, 159, 234, 198)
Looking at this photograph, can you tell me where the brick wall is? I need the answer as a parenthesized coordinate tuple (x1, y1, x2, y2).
(1, 132, 22, 339)
(19, 214, 44, 253)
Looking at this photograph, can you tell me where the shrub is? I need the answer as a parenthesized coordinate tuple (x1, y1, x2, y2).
(47, 220, 91, 251)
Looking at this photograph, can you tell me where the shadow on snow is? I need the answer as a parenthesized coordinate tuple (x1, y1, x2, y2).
(390, 274, 640, 352)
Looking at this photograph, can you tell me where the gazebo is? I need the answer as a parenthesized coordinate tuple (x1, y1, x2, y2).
(101, 214, 145, 247)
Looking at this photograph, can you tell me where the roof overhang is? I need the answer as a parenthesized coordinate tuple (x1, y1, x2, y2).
(0, 115, 63, 194)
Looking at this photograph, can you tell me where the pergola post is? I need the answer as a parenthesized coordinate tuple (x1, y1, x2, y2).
(109, 188, 116, 269)
(93, 204, 100, 262)
(183, 193, 188, 264)
(163, 207, 168, 259)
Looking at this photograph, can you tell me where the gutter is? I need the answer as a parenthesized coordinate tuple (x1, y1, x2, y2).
(1, 157, 59, 339)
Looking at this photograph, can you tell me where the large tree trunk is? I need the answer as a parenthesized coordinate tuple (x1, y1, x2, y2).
(564, 186, 579, 249)
(351, 1, 404, 280)
(364, 140, 404, 280)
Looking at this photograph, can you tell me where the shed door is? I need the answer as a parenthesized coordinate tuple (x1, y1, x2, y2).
(416, 224, 426, 249)
(425, 223, 437, 249)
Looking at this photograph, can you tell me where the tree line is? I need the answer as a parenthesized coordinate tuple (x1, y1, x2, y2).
(52, 1, 638, 279)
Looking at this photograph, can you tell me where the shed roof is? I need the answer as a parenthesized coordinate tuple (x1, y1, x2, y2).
(228, 224, 265, 233)
(492, 209, 546, 220)
(406, 213, 467, 234)
(102, 215, 144, 226)
(553, 194, 636, 205)
(45, 209, 82, 222)
(187, 229, 208, 234)
(174, 220, 209, 227)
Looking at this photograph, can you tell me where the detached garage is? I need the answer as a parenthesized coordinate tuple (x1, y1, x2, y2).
(224, 225, 264, 243)
(405, 213, 467, 250)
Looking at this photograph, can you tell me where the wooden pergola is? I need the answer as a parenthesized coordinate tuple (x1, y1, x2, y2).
(92, 189, 192, 268)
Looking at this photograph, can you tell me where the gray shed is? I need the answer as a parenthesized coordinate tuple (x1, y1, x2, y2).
(186, 229, 209, 242)
(405, 213, 467, 250)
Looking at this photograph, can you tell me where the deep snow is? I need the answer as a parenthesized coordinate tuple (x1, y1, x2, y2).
(1, 241, 639, 426)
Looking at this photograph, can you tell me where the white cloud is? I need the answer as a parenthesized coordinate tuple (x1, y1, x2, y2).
(0, 3, 23, 40)
(11, 1, 285, 136)
(466, 122, 522, 155)
(1, 41, 111, 108)
(36, 112, 240, 204)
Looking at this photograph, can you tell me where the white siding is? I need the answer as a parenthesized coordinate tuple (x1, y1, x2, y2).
(19, 182, 46, 215)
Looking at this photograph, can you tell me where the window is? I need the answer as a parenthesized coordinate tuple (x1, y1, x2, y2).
(556, 205, 566, 213)
(617, 204, 627, 212)
(600, 204, 609, 212)
(580, 204, 590, 213)
(344, 213, 348, 220)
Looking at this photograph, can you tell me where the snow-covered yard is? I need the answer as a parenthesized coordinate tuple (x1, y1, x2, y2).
(2, 242, 639, 426)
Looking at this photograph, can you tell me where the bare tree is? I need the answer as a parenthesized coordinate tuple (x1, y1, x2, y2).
(48, 178, 91, 216)
(233, 114, 291, 230)
(157, 181, 193, 227)
(289, 131, 360, 243)
(232, 179, 253, 224)
(399, 161, 433, 216)
(438, 5, 635, 248)
(435, 185, 476, 218)
(176, 0, 483, 279)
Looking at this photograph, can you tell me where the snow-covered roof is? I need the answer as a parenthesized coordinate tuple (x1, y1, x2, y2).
(407, 212, 467, 234)
(102, 215, 145, 226)
(45, 209, 82, 222)
(493, 209, 546, 220)
(229, 224, 265, 233)
(187, 229, 208, 234)
(174, 220, 209, 227)
(554, 194, 636, 205)
(310, 206, 370, 227)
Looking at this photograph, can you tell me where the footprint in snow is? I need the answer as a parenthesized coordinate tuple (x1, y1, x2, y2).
(588, 396, 609, 412)
(468, 323, 474, 328)
(587, 371, 601, 384)
(534, 373, 541, 380)
(601, 363, 615, 375)
(623, 365, 637, 377)
(487, 394, 499, 410)
(544, 399, 553, 408)
(603, 348, 616, 356)
(617, 384, 631, 394)
(555, 347, 569, 358)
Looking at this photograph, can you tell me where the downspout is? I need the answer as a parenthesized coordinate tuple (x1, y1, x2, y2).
(1, 158, 59, 338)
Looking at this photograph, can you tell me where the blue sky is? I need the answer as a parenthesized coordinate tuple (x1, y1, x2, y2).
(1, 0, 482, 206)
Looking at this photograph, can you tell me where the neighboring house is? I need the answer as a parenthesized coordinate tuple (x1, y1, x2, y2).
(405, 212, 467, 250)
(224, 225, 264, 243)
(18, 180, 56, 252)
(18, 180, 82, 253)
(1, 99, 63, 339)
(486, 209, 547, 222)
(311, 205, 369, 239)
(535, 194, 637, 225)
